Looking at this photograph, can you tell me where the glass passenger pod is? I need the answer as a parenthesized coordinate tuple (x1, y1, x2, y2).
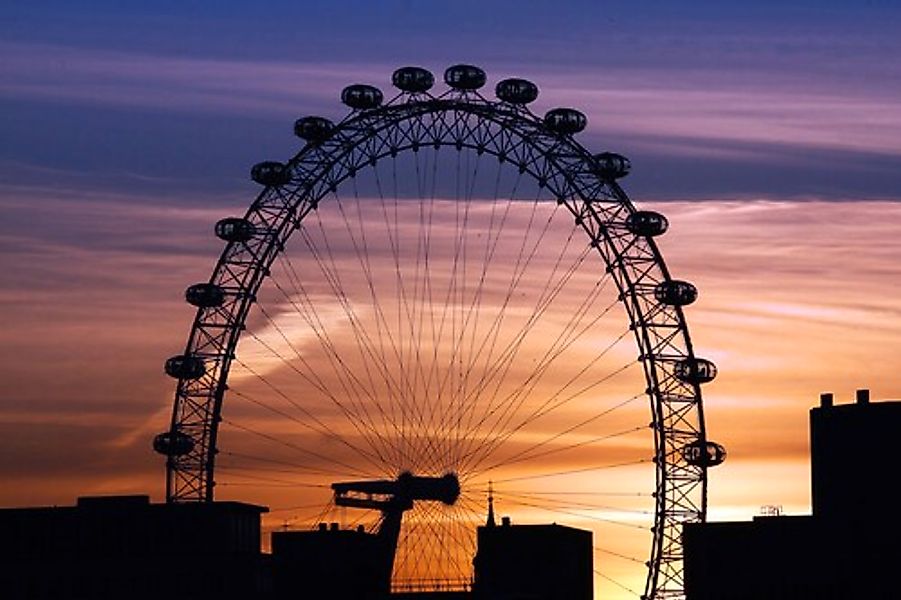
(294, 116, 335, 142)
(594, 152, 632, 179)
(654, 280, 698, 306)
(682, 440, 727, 467)
(674, 357, 718, 384)
(341, 84, 384, 110)
(185, 283, 226, 308)
(164, 355, 206, 380)
(444, 64, 487, 90)
(152, 430, 195, 457)
(215, 217, 256, 242)
(544, 108, 587, 135)
(495, 78, 539, 104)
(251, 161, 291, 186)
(625, 211, 669, 237)
(392, 66, 435, 93)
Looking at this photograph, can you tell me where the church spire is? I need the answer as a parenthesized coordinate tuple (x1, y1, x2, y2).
(486, 481, 496, 527)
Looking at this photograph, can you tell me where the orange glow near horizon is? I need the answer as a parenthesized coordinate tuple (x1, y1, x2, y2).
(2, 185, 901, 599)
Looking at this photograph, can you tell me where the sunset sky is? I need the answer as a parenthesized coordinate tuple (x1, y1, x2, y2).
(2, 1, 901, 598)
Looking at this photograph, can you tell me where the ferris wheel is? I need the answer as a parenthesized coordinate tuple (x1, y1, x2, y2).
(154, 64, 725, 599)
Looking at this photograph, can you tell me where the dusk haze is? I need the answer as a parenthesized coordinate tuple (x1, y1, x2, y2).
(1, 2, 900, 599)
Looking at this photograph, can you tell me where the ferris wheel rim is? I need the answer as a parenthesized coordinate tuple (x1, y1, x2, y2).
(160, 69, 715, 600)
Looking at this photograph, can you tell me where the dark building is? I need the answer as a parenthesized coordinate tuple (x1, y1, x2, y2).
(0, 491, 595, 600)
(272, 522, 473, 600)
(473, 516, 593, 600)
(271, 522, 384, 600)
(0, 495, 267, 600)
(684, 390, 901, 600)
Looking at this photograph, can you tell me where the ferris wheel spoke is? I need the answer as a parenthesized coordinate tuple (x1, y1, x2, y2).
(264, 260, 403, 463)
(595, 569, 643, 598)
(594, 546, 646, 565)
(215, 469, 333, 489)
(454, 284, 624, 472)
(220, 417, 376, 478)
(487, 489, 653, 517)
(421, 148, 487, 474)
(472, 423, 647, 478)
(497, 496, 648, 530)
(467, 459, 651, 487)
(234, 322, 393, 467)
(368, 161, 424, 453)
(162, 67, 714, 599)
(219, 450, 367, 480)
(292, 217, 413, 467)
(448, 205, 577, 464)
(332, 180, 421, 468)
(463, 357, 639, 475)
(449, 160, 511, 463)
(225, 381, 386, 473)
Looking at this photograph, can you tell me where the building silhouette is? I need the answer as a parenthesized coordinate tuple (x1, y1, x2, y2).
(684, 389, 901, 600)
(271, 523, 383, 600)
(473, 516, 593, 600)
(0, 490, 594, 600)
(0, 495, 267, 600)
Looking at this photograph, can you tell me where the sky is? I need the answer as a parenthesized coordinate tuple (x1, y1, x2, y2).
(2, 0, 901, 597)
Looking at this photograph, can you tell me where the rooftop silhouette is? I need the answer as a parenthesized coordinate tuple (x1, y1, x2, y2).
(684, 389, 901, 600)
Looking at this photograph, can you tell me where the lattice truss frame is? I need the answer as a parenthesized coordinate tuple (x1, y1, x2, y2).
(162, 84, 713, 600)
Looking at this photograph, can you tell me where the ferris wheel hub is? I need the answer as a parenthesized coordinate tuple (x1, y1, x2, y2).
(332, 472, 461, 511)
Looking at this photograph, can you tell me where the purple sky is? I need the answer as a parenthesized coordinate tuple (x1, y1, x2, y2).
(3, 0, 901, 200)
(2, 2, 901, 597)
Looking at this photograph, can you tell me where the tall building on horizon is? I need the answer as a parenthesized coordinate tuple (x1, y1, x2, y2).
(683, 389, 901, 600)
(0, 495, 267, 600)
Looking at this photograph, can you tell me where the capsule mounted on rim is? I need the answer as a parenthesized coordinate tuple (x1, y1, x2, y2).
(594, 152, 631, 179)
(294, 116, 334, 142)
(444, 64, 486, 90)
(682, 440, 727, 467)
(495, 78, 539, 105)
(185, 283, 226, 308)
(392, 66, 435, 93)
(251, 161, 291, 186)
(341, 84, 383, 110)
(164, 355, 206, 380)
(625, 211, 668, 237)
(654, 280, 698, 306)
(544, 108, 587, 135)
(674, 357, 718, 384)
(153, 430, 195, 457)
(215, 217, 256, 243)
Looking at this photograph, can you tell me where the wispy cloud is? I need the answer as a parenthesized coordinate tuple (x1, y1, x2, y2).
(4, 40, 901, 162)
(2, 182, 900, 517)
(0, 41, 391, 118)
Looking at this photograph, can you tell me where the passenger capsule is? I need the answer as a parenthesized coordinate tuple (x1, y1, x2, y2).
(185, 283, 225, 308)
(251, 161, 291, 186)
(392, 66, 435, 93)
(294, 116, 334, 142)
(495, 78, 539, 105)
(164, 355, 206, 380)
(594, 152, 632, 179)
(625, 211, 669, 237)
(215, 217, 256, 242)
(682, 440, 727, 467)
(654, 280, 698, 306)
(341, 84, 384, 110)
(674, 357, 718, 384)
(444, 64, 486, 90)
(153, 431, 195, 457)
(544, 108, 587, 135)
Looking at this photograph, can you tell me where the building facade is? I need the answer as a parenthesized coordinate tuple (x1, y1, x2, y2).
(683, 390, 901, 600)
(0, 495, 267, 600)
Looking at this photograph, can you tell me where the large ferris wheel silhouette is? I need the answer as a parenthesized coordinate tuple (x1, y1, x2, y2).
(155, 64, 725, 599)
